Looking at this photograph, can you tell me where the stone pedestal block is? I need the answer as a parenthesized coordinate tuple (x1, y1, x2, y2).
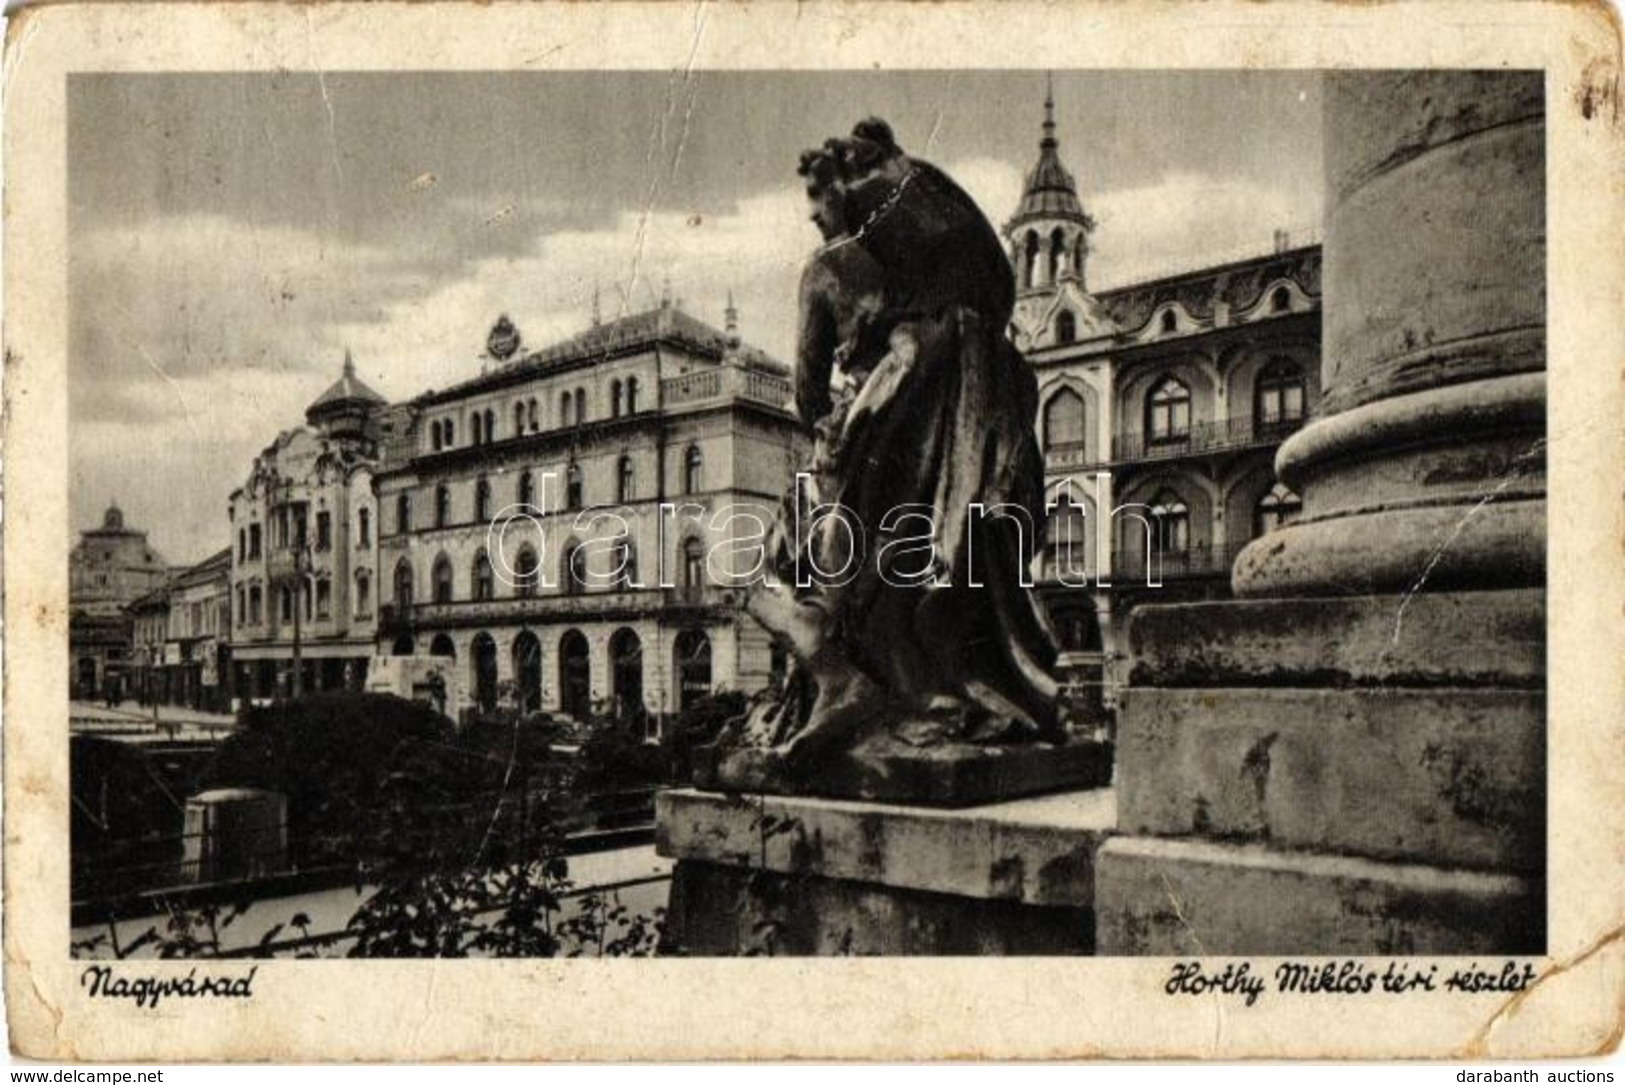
(1095, 836, 1543, 956)
(1127, 590, 1544, 689)
(656, 787, 1116, 955)
(1116, 685, 1543, 872)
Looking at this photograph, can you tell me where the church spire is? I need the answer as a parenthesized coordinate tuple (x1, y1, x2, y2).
(1042, 71, 1057, 149)
(724, 290, 741, 351)
(1004, 77, 1095, 293)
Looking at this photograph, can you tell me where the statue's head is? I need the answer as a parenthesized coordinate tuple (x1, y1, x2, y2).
(798, 144, 849, 241)
(849, 117, 902, 171)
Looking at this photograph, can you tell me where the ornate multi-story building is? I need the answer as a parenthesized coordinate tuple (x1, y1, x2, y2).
(374, 299, 803, 725)
(1004, 89, 1323, 709)
(226, 353, 385, 703)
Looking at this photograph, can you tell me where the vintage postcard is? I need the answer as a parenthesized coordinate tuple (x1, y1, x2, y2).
(4, 0, 1622, 1062)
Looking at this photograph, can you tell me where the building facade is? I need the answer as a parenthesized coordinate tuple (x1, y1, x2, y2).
(227, 354, 385, 704)
(1004, 90, 1323, 708)
(69, 504, 170, 700)
(163, 547, 234, 711)
(374, 300, 803, 726)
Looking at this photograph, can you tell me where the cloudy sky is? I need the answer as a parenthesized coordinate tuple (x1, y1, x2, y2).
(69, 70, 1323, 564)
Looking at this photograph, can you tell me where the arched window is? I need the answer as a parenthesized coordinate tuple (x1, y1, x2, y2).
(1255, 358, 1307, 431)
(1149, 489, 1191, 554)
(566, 462, 583, 511)
(1046, 493, 1090, 574)
(674, 628, 712, 711)
(1022, 231, 1039, 288)
(249, 585, 263, 625)
(611, 379, 623, 418)
(611, 535, 637, 587)
(528, 397, 539, 431)
(574, 388, 586, 425)
(393, 559, 414, 608)
(1049, 228, 1066, 284)
(625, 377, 640, 414)
(472, 550, 494, 601)
(1146, 376, 1192, 441)
(560, 390, 573, 427)
(474, 477, 491, 522)
(617, 455, 636, 504)
(683, 445, 704, 494)
(432, 553, 454, 603)
(562, 538, 587, 596)
(435, 484, 451, 528)
(431, 420, 443, 452)
(357, 507, 371, 548)
(396, 493, 411, 534)
(484, 408, 496, 442)
(517, 470, 535, 509)
(1160, 309, 1178, 334)
(558, 629, 591, 720)
(681, 536, 705, 593)
(514, 545, 539, 598)
(443, 419, 454, 447)
(1271, 286, 1292, 313)
(1044, 388, 1086, 447)
(471, 633, 499, 713)
(610, 628, 644, 722)
(514, 402, 526, 437)
(1055, 310, 1077, 345)
(353, 570, 371, 618)
(1254, 482, 1303, 537)
(471, 412, 483, 445)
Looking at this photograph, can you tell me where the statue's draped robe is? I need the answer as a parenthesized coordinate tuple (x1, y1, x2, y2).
(789, 157, 1061, 737)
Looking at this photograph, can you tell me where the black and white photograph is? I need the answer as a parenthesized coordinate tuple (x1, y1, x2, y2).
(6, 0, 1622, 1065)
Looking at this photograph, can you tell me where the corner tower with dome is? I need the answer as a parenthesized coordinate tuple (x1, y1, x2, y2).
(1002, 84, 1324, 717)
(226, 351, 388, 703)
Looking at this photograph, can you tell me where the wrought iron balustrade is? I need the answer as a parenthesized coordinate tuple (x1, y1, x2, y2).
(1111, 414, 1306, 464)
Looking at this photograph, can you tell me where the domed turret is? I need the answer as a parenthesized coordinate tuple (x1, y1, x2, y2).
(1005, 79, 1095, 293)
(102, 504, 125, 531)
(306, 349, 386, 440)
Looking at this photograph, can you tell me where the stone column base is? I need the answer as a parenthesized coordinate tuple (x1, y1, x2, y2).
(1100, 588, 1545, 956)
(1095, 836, 1543, 956)
(656, 787, 1116, 955)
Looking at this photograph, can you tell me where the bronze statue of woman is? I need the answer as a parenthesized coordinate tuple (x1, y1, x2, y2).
(727, 122, 1066, 786)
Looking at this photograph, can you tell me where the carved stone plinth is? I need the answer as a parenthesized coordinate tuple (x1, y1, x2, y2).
(657, 788, 1116, 955)
(692, 730, 1113, 808)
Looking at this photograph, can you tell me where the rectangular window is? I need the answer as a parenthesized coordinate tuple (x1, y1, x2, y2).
(316, 511, 332, 552)
(316, 580, 331, 620)
(249, 524, 262, 559)
(358, 508, 371, 548)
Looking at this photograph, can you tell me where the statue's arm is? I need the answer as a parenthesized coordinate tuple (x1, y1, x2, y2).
(795, 261, 837, 428)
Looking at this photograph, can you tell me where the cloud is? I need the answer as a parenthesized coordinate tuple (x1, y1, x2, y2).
(1089, 171, 1322, 288)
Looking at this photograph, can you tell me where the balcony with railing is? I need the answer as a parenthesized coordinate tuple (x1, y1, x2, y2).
(1112, 413, 1307, 464)
(1044, 441, 1099, 471)
(1109, 540, 1256, 584)
(661, 365, 792, 412)
(382, 581, 741, 630)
